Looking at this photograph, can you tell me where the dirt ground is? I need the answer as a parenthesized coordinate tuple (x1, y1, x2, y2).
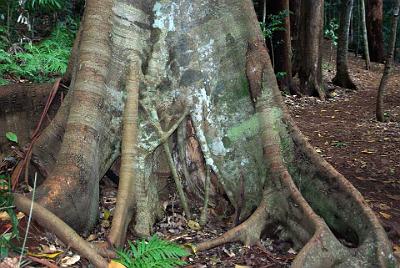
(1, 44, 399, 267)
(287, 49, 400, 260)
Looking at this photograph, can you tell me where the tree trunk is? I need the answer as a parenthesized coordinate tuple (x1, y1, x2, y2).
(376, 0, 400, 122)
(333, 0, 357, 89)
(268, 0, 297, 95)
(289, 0, 301, 77)
(365, 0, 385, 62)
(361, 0, 371, 70)
(297, 0, 325, 99)
(10, 0, 397, 267)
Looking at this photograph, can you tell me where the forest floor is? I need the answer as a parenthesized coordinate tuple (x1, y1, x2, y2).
(1, 44, 399, 267)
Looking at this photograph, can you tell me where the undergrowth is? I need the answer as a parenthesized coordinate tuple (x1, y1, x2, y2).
(0, 174, 19, 259)
(115, 235, 189, 268)
(0, 18, 78, 85)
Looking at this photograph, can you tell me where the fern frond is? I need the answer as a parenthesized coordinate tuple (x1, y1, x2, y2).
(115, 235, 189, 268)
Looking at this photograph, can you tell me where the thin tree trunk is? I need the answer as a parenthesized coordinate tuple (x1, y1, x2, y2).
(333, 0, 357, 89)
(361, 0, 371, 69)
(376, 0, 400, 122)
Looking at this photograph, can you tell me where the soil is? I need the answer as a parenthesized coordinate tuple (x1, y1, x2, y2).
(288, 46, 400, 259)
(1, 42, 399, 267)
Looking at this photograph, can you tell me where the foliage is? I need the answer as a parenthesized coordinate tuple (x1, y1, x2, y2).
(0, 174, 19, 259)
(324, 19, 339, 46)
(115, 235, 189, 268)
(260, 10, 289, 39)
(0, 19, 78, 84)
(26, 0, 65, 10)
(5, 132, 18, 144)
(276, 72, 287, 80)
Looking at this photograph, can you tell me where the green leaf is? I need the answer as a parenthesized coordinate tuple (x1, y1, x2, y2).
(5, 132, 18, 143)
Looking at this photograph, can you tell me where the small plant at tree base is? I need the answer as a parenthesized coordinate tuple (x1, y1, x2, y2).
(0, 174, 19, 259)
(115, 235, 189, 268)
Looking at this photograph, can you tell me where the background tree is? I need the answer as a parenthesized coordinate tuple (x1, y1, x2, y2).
(333, 0, 357, 89)
(376, 0, 400, 122)
(297, 0, 325, 98)
(366, 0, 385, 62)
(290, 0, 301, 76)
(360, 0, 371, 69)
(0, 0, 397, 267)
(265, 0, 296, 94)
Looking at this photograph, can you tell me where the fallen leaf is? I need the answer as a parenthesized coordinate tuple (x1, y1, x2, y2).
(288, 248, 297, 254)
(103, 209, 111, 220)
(187, 220, 201, 231)
(379, 212, 392, 219)
(28, 251, 62, 259)
(361, 149, 374, 154)
(234, 265, 251, 268)
(108, 260, 126, 268)
(87, 234, 97, 242)
(223, 248, 235, 257)
(0, 211, 10, 221)
(0, 211, 24, 221)
(101, 220, 110, 228)
(394, 244, 400, 254)
(184, 243, 197, 254)
(60, 255, 80, 267)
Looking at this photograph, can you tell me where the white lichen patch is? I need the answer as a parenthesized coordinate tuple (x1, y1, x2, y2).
(152, 2, 178, 32)
(210, 137, 227, 156)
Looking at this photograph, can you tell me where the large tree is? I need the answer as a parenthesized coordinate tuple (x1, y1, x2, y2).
(365, 0, 385, 62)
(1, 0, 396, 267)
(297, 0, 325, 99)
(266, 0, 297, 94)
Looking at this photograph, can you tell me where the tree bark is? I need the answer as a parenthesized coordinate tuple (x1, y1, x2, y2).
(376, 0, 400, 122)
(10, 0, 397, 267)
(297, 0, 325, 99)
(333, 0, 357, 89)
(289, 0, 301, 77)
(365, 0, 385, 62)
(268, 0, 297, 95)
(361, 0, 371, 70)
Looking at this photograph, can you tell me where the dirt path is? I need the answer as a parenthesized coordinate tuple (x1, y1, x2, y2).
(288, 51, 400, 254)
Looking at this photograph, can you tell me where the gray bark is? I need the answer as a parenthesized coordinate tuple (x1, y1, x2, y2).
(333, 0, 357, 89)
(376, 0, 400, 122)
(360, 0, 371, 70)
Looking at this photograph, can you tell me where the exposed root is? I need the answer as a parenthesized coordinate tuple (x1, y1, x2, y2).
(143, 104, 191, 219)
(332, 74, 357, 90)
(195, 194, 273, 252)
(199, 166, 210, 226)
(11, 79, 61, 189)
(13, 194, 109, 268)
(108, 56, 140, 247)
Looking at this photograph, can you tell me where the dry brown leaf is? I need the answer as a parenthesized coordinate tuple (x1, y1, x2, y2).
(379, 212, 392, 219)
(108, 260, 126, 268)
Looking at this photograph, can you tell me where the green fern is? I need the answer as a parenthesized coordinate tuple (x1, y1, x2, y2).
(115, 235, 189, 268)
